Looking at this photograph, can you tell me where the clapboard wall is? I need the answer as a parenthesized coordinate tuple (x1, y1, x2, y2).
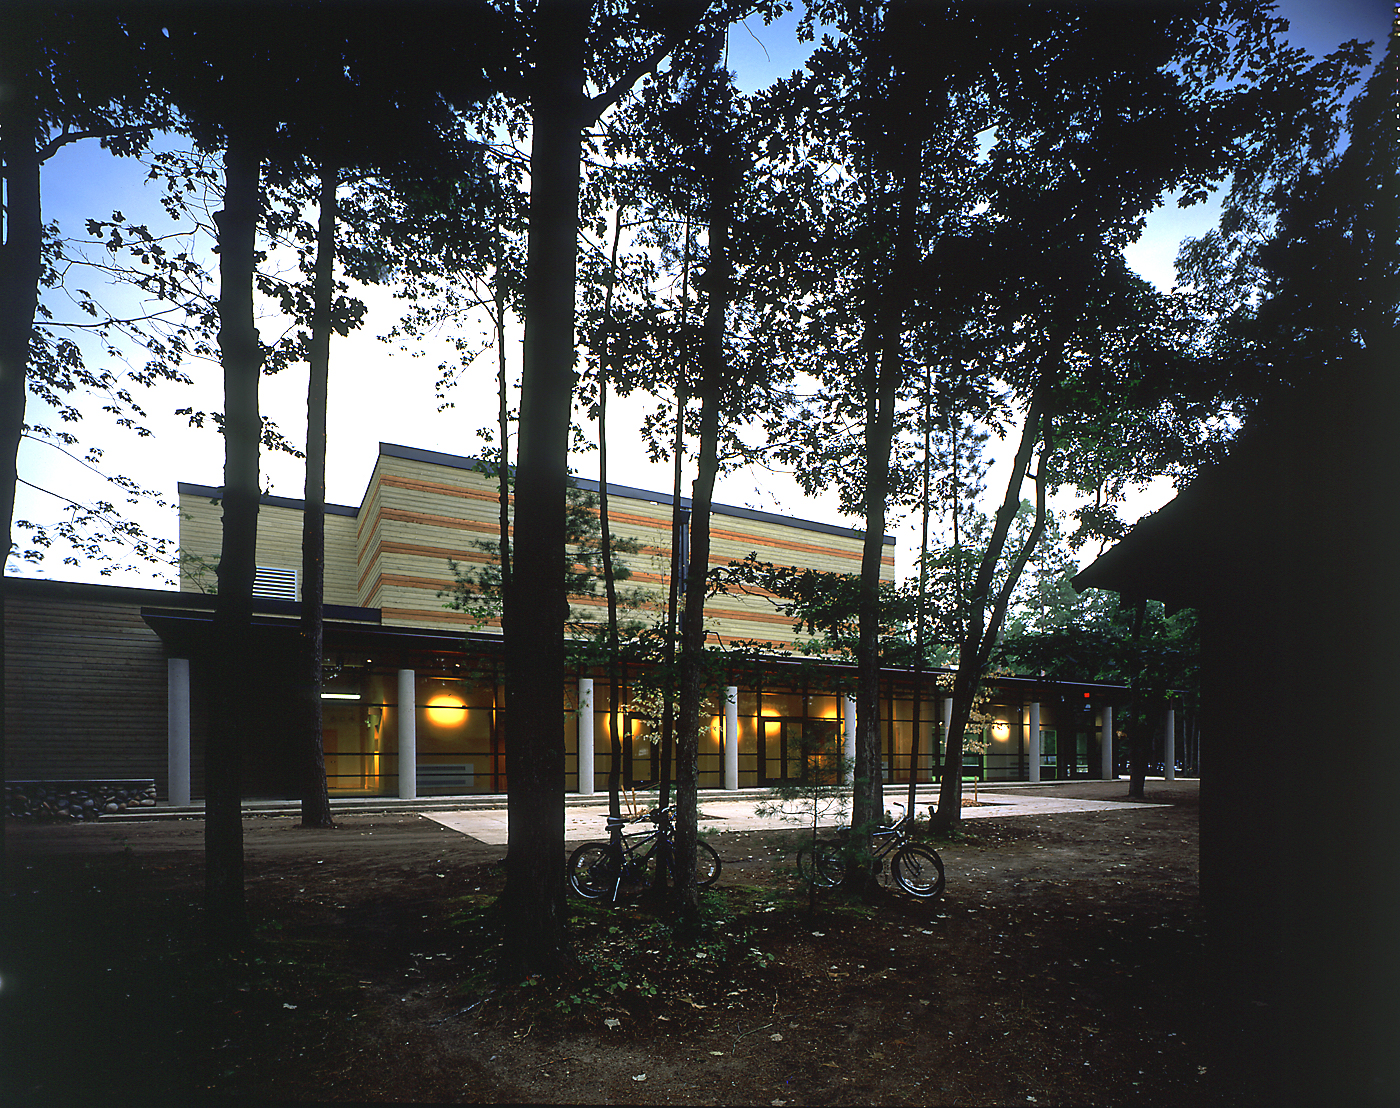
(178, 486, 361, 606)
(5, 579, 178, 795)
(178, 442, 895, 650)
(354, 444, 891, 649)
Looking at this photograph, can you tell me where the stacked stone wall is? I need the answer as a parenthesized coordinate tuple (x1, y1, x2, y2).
(6, 779, 159, 820)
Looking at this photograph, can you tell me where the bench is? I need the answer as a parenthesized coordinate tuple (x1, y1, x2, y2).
(416, 763, 473, 793)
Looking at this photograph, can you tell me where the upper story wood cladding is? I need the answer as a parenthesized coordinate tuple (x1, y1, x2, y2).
(179, 442, 895, 651)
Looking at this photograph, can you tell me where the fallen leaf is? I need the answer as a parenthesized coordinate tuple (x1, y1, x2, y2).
(604, 1019, 621, 1031)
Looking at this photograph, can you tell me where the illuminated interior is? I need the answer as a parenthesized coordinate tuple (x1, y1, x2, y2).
(425, 693, 467, 727)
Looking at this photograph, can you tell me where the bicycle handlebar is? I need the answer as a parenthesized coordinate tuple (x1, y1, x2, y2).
(605, 804, 675, 828)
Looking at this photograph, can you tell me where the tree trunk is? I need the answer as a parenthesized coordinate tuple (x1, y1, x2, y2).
(0, 41, 44, 892)
(674, 394, 719, 915)
(658, 217, 693, 812)
(598, 210, 625, 821)
(674, 126, 731, 914)
(299, 160, 336, 829)
(495, 267, 512, 603)
(851, 159, 920, 852)
(907, 370, 933, 818)
(851, 335, 895, 849)
(493, 277, 512, 813)
(207, 127, 264, 950)
(930, 379, 1053, 836)
(499, 1, 587, 977)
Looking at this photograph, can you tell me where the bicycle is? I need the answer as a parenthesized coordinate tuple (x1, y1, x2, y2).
(568, 804, 722, 902)
(797, 801, 944, 898)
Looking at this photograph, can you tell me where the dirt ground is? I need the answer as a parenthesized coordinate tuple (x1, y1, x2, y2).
(2, 780, 1268, 1106)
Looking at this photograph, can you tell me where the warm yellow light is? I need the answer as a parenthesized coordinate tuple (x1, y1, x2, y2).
(992, 721, 1011, 740)
(425, 693, 467, 727)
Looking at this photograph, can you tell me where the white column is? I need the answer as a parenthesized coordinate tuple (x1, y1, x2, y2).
(724, 685, 739, 791)
(843, 694, 857, 785)
(1028, 701, 1041, 784)
(398, 668, 416, 800)
(167, 658, 191, 806)
(1100, 705, 1114, 780)
(1164, 706, 1176, 781)
(577, 678, 595, 795)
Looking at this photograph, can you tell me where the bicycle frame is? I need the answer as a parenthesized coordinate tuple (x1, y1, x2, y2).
(838, 802, 916, 860)
(809, 801, 943, 897)
(570, 804, 721, 902)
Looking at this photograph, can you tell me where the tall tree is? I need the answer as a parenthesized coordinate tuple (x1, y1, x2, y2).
(671, 32, 741, 913)
(912, 1, 1349, 835)
(148, 1, 503, 943)
(611, 20, 804, 907)
(267, 11, 502, 829)
(499, 0, 722, 973)
(297, 162, 337, 828)
(763, 0, 992, 854)
(0, 5, 168, 888)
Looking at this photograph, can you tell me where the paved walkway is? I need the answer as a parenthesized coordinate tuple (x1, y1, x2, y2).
(422, 788, 1161, 846)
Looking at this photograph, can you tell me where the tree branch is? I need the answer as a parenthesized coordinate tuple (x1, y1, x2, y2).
(37, 124, 151, 164)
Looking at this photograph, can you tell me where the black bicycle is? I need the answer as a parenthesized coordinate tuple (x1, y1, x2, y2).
(568, 804, 722, 902)
(797, 802, 944, 898)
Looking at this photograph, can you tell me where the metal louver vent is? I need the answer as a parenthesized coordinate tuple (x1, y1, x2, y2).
(253, 565, 298, 602)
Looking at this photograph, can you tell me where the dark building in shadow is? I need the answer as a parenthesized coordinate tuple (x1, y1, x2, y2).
(1075, 346, 1400, 1106)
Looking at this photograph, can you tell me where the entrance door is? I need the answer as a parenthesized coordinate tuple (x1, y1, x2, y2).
(761, 719, 841, 785)
(627, 713, 659, 787)
(1040, 728, 1058, 780)
(761, 719, 803, 784)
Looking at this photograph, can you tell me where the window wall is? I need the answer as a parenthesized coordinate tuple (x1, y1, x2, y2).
(314, 647, 1116, 795)
(322, 665, 505, 796)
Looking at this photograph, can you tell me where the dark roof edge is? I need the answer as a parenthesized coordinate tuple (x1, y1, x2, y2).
(378, 442, 895, 546)
(178, 481, 360, 518)
(5, 575, 377, 623)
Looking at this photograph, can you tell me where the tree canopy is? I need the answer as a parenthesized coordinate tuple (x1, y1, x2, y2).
(6, 0, 1384, 961)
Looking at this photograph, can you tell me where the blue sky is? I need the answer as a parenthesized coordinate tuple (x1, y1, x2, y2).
(15, 0, 1394, 588)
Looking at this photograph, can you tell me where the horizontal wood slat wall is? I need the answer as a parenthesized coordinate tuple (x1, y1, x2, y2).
(179, 491, 360, 607)
(179, 444, 893, 653)
(5, 590, 175, 795)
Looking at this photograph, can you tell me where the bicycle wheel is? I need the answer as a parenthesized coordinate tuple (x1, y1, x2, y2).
(663, 841, 723, 888)
(568, 842, 616, 899)
(797, 840, 843, 888)
(892, 842, 945, 898)
(695, 841, 722, 888)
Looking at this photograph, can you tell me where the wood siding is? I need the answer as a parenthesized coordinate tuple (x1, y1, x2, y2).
(349, 450, 887, 649)
(179, 446, 893, 653)
(5, 590, 177, 795)
(178, 489, 360, 606)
